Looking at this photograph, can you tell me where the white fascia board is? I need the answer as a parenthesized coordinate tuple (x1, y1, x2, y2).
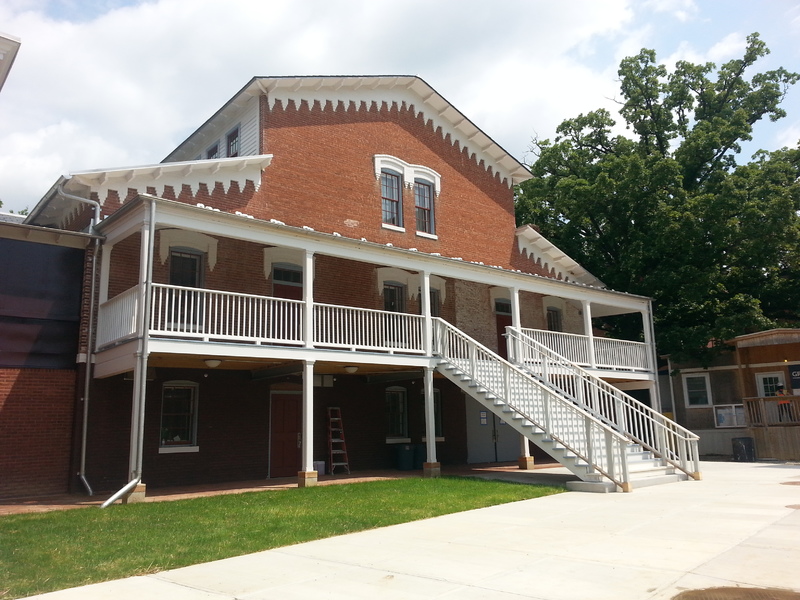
(516, 225, 605, 288)
(101, 197, 651, 314)
(181, 76, 531, 187)
(147, 339, 437, 369)
(67, 155, 273, 204)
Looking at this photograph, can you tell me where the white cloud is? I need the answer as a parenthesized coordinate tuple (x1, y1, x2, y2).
(0, 0, 797, 213)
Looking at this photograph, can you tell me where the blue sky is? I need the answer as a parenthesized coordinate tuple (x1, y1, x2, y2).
(0, 0, 798, 213)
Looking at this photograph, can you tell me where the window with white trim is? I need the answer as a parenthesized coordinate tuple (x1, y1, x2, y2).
(683, 373, 711, 407)
(715, 404, 746, 427)
(757, 372, 785, 397)
(381, 169, 403, 227)
(374, 155, 441, 234)
(414, 178, 435, 234)
(160, 381, 199, 449)
(226, 126, 240, 158)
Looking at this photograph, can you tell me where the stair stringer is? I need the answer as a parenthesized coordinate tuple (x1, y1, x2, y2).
(436, 361, 621, 488)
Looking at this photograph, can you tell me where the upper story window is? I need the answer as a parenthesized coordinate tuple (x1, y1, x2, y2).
(272, 264, 303, 300)
(414, 179, 435, 234)
(227, 126, 240, 158)
(384, 282, 406, 313)
(374, 155, 441, 235)
(381, 169, 403, 227)
(169, 249, 204, 288)
(206, 143, 220, 160)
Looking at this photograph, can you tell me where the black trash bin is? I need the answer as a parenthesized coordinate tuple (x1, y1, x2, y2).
(396, 444, 415, 470)
(732, 437, 756, 462)
(413, 443, 426, 469)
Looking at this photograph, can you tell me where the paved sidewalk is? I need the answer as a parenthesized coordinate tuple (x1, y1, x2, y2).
(23, 461, 800, 599)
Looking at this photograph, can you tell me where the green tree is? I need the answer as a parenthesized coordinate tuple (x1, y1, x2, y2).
(516, 33, 800, 362)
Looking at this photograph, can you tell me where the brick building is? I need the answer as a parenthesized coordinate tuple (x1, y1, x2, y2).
(2, 76, 700, 501)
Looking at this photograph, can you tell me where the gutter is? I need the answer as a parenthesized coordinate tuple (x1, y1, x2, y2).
(56, 184, 102, 497)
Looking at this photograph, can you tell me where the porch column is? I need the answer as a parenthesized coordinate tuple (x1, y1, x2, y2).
(422, 366, 440, 477)
(298, 359, 318, 487)
(420, 270, 433, 356)
(126, 200, 156, 503)
(303, 250, 314, 349)
(508, 286, 521, 362)
(509, 287, 533, 469)
(582, 300, 597, 369)
(99, 243, 113, 304)
(642, 302, 663, 412)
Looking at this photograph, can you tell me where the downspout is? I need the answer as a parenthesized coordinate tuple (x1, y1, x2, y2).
(101, 197, 157, 508)
(57, 184, 101, 496)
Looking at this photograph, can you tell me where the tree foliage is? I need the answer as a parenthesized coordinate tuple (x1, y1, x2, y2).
(516, 33, 800, 362)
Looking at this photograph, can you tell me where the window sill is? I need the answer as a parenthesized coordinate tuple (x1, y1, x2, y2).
(382, 223, 406, 233)
(385, 437, 411, 444)
(159, 445, 200, 454)
(686, 405, 712, 409)
(416, 231, 438, 240)
(421, 437, 445, 442)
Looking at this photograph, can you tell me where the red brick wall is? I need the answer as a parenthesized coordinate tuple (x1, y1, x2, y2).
(0, 368, 77, 498)
(250, 97, 545, 274)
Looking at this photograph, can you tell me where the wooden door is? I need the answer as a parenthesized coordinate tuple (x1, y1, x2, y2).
(495, 313, 512, 360)
(269, 392, 302, 478)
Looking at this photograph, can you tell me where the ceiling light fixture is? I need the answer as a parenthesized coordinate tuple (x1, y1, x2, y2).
(204, 359, 222, 368)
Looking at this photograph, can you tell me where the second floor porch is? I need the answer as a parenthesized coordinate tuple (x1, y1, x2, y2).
(95, 282, 655, 380)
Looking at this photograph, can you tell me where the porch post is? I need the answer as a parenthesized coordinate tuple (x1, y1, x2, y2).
(582, 300, 597, 369)
(510, 287, 533, 469)
(420, 270, 433, 356)
(99, 244, 113, 304)
(642, 301, 663, 412)
(298, 359, 318, 487)
(303, 250, 314, 349)
(126, 200, 156, 503)
(422, 366, 440, 477)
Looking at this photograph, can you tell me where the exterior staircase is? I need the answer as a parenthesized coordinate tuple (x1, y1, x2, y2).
(433, 318, 700, 492)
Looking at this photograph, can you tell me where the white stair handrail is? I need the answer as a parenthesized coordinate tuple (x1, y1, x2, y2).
(433, 318, 632, 489)
(506, 327, 700, 479)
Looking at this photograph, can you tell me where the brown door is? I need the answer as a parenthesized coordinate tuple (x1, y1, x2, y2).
(495, 313, 512, 360)
(270, 392, 302, 477)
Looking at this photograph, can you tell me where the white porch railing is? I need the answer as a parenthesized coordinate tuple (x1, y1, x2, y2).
(434, 318, 633, 489)
(95, 286, 140, 348)
(315, 303, 425, 354)
(150, 284, 305, 345)
(96, 284, 426, 354)
(519, 328, 651, 373)
(507, 327, 700, 479)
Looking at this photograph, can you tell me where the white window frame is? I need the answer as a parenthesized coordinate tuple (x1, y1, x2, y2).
(682, 373, 712, 408)
(159, 380, 200, 453)
(714, 404, 746, 428)
(756, 372, 786, 397)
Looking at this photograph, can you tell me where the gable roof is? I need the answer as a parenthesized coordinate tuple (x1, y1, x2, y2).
(164, 75, 532, 188)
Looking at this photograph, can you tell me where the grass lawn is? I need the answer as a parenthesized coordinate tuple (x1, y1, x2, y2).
(0, 477, 564, 599)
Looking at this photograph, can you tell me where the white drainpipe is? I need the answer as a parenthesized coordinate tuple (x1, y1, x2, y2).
(57, 184, 102, 497)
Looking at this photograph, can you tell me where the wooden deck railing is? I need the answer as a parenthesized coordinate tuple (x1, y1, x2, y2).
(744, 396, 800, 426)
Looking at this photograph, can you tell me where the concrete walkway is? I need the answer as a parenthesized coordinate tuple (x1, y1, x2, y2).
(25, 461, 800, 599)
